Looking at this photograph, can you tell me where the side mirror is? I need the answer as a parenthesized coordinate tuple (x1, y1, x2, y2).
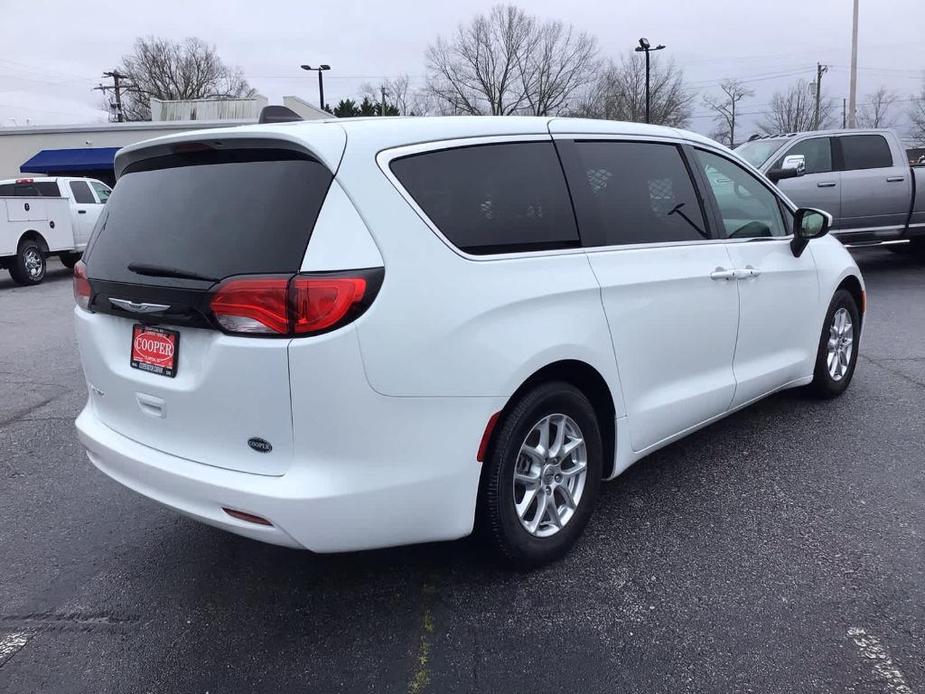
(782, 154, 806, 173)
(790, 207, 831, 257)
(766, 155, 806, 183)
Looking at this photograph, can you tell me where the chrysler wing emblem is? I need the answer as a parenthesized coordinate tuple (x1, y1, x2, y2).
(110, 298, 171, 314)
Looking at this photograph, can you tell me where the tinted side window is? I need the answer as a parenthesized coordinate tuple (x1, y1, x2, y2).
(560, 141, 708, 246)
(390, 142, 578, 255)
(773, 137, 832, 174)
(694, 149, 787, 238)
(70, 180, 95, 203)
(840, 135, 893, 170)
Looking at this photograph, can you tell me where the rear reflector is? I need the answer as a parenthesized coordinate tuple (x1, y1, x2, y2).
(209, 269, 383, 337)
(222, 508, 273, 526)
(73, 260, 91, 310)
(477, 411, 502, 462)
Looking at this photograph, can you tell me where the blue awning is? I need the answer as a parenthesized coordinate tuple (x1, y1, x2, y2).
(20, 147, 120, 174)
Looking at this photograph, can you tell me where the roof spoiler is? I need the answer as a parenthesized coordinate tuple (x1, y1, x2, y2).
(258, 105, 303, 124)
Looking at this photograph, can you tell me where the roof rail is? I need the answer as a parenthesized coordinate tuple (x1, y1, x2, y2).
(258, 105, 303, 124)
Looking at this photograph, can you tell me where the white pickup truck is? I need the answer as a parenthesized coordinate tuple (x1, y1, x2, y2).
(0, 176, 110, 285)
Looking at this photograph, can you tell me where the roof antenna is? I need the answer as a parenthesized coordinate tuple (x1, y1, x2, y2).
(258, 105, 303, 124)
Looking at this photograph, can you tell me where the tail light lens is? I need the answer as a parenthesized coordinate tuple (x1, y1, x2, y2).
(210, 277, 290, 334)
(73, 260, 91, 311)
(209, 269, 383, 337)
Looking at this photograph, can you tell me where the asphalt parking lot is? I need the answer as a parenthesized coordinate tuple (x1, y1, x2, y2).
(0, 250, 922, 694)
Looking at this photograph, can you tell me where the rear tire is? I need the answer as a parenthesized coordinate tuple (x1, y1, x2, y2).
(59, 252, 81, 270)
(478, 381, 602, 568)
(9, 240, 46, 286)
(807, 289, 860, 398)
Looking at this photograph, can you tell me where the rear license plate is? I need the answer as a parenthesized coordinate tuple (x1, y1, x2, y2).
(130, 324, 179, 377)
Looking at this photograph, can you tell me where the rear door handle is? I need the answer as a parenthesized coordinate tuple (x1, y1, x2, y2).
(886, 176, 905, 182)
(817, 182, 837, 188)
(710, 268, 736, 281)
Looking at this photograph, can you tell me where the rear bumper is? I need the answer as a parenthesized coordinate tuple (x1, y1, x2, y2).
(76, 398, 492, 552)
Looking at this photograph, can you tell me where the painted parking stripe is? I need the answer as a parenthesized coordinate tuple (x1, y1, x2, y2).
(0, 631, 31, 665)
(847, 627, 914, 694)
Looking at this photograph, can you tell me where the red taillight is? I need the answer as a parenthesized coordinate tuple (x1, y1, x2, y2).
(209, 277, 290, 334)
(73, 260, 91, 310)
(291, 276, 366, 334)
(209, 270, 381, 337)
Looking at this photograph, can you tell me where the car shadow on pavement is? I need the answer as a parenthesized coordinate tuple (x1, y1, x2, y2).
(0, 263, 72, 291)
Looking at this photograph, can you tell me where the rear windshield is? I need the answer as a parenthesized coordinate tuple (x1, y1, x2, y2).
(84, 149, 332, 286)
(0, 181, 60, 197)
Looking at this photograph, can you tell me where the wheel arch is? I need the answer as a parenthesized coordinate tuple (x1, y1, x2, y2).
(18, 230, 49, 254)
(493, 360, 618, 479)
(836, 274, 865, 323)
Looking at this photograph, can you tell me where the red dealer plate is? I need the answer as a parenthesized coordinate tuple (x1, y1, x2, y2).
(130, 324, 179, 378)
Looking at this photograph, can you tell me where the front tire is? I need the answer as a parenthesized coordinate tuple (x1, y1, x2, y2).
(59, 252, 81, 270)
(9, 240, 46, 286)
(479, 381, 603, 568)
(808, 289, 860, 398)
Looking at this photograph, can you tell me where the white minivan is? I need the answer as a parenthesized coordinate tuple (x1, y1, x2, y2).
(0, 176, 110, 285)
(74, 116, 864, 566)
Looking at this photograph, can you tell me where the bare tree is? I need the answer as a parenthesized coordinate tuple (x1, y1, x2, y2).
(117, 37, 256, 120)
(571, 53, 694, 127)
(759, 79, 834, 134)
(857, 86, 899, 128)
(702, 79, 754, 147)
(515, 19, 598, 115)
(424, 4, 597, 116)
(912, 82, 925, 144)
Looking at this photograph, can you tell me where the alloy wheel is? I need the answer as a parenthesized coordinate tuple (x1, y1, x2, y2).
(827, 307, 853, 381)
(512, 413, 588, 538)
(24, 248, 43, 279)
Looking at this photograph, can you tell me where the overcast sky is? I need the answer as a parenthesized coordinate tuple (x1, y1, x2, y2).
(1, 0, 922, 138)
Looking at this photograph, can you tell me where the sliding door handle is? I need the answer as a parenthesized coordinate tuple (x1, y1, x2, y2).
(886, 176, 905, 183)
(817, 182, 837, 188)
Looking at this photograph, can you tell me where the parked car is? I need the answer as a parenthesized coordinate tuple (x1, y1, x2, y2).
(737, 129, 925, 253)
(0, 176, 110, 285)
(73, 116, 864, 567)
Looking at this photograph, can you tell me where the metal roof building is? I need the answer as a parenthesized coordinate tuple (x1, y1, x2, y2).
(0, 96, 330, 185)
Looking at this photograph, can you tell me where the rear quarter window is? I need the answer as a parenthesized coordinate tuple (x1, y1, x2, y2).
(389, 141, 579, 255)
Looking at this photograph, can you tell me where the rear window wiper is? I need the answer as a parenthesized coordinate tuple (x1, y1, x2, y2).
(127, 263, 218, 283)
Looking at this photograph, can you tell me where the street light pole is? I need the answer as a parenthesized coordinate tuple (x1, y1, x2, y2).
(300, 64, 331, 111)
(634, 38, 665, 124)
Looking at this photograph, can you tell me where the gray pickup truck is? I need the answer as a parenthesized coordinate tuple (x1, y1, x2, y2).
(737, 129, 925, 253)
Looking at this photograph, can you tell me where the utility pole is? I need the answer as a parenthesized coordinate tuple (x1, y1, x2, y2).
(813, 63, 828, 130)
(847, 0, 859, 128)
(634, 38, 666, 124)
(843, 98, 847, 128)
(93, 70, 130, 122)
(380, 86, 388, 116)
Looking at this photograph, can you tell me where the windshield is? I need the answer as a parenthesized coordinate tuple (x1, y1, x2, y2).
(735, 139, 786, 169)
